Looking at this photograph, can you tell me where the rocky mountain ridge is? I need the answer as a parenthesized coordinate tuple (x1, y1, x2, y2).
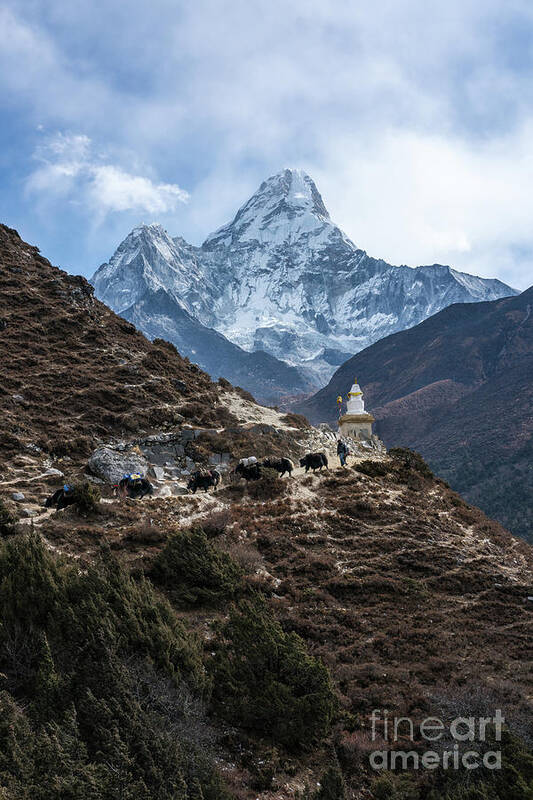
(91, 223, 311, 404)
(92, 168, 517, 391)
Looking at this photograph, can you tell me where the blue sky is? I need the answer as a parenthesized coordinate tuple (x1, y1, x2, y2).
(1, 0, 532, 288)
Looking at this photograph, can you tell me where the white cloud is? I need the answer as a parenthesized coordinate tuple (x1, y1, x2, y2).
(0, 6, 116, 126)
(89, 165, 188, 214)
(312, 124, 533, 287)
(27, 132, 189, 217)
(3, 0, 533, 286)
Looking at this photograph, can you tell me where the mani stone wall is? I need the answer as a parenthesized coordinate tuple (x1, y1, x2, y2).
(87, 428, 231, 484)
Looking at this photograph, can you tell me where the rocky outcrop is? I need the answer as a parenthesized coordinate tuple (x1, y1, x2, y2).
(87, 447, 149, 483)
(86, 428, 234, 488)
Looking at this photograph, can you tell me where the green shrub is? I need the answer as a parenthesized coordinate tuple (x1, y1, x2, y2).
(427, 728, 533, 800)
(0, 534, 205, 692)
(246, 746, 280, 790)
(180, 401, 206, 421)
(201, 509, 232, 538)
(0, 496, 17, 536)
(355, 460, 389, 478)
(209, 596, 337, 750)
(370, 728, 533, 800)
(314, 764, 346, 800)
(389, 448, 433, 480)
(0, 533, 229, 800)
(72, 481, 101, 514)
(150, 528, 242, 607)
(371, 772, 419, 800)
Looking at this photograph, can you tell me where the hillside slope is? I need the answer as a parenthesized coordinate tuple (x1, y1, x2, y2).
(0, 223, 234, 459)
(295, 287, 533, 541)
(1, 226, 532, 800)
(9, 450, 533, 800)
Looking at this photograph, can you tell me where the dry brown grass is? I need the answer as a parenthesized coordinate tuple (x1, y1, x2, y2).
(213, 538, 262, 573)
(0, 224, 220, 460)
(227, 460, 533, 739)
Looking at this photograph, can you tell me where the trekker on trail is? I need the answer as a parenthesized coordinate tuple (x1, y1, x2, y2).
(337, 439, 349, 467)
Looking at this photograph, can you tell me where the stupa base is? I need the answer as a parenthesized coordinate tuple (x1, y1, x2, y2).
(338, 412, 375, 440)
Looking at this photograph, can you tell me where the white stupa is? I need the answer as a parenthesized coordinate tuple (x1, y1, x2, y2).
(338, 378, 375, 439)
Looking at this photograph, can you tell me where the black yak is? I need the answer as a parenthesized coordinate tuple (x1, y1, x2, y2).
(261, 457, 294, 477)
(44, 485, 78, 510)
(299, 452, 328, 472)
(115, 474, 154, 499)
(234, 462, 261, 481)
(187, 469, 220, 494)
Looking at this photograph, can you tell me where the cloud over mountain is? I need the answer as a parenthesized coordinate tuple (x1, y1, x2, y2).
(2, 0, 533, 287)
(26, 132, 189, 217)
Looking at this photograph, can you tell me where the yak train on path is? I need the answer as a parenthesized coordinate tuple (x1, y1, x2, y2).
(40, 380, 383, 510)
(42, 449, 334, 510)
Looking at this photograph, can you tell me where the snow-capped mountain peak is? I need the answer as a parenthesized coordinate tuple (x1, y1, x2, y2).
(251, 167, 330, 219)
(91, 169, 518, 391)
(91, 222, 209, 317)
(205, 168, 332, 247)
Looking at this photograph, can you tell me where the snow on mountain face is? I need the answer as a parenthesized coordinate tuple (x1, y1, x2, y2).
(92, 224, 214, 323)
(200, 168, 516, 373)
(91, 220, 311, 403)
(91, 168, 517, 388)
(205, 168, 331, 246)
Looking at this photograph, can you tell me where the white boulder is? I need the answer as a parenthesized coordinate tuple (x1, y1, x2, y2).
(87, 447, 149, 483)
